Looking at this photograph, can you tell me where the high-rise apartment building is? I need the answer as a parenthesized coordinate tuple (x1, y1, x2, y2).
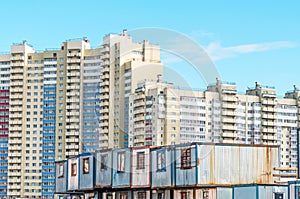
(128, 78, 299, 168)
(0, 31, 162, 199)
(0, 39, 101, 199)
(99, 30, 163, 149)
(0, 54, 10, 198)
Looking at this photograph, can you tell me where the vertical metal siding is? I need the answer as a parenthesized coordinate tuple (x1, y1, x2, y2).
(131, 148, 150, 188)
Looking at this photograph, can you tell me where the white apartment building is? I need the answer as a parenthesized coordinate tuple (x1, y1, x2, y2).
(129, 78, 300, 168)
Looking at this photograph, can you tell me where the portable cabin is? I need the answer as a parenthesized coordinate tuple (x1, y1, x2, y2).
(232, 184, 288, 199)
(175, 143, 279, 187)
(151, 145, 175, 198)
(112, 148, 131, 188)
(55, 160, 68, 194)
(131, 146, 151, 188)
(95, 149, 113, 188)
(288, 181, 300, 199)
(173, 186, 232, 199)
(115, 191, 132, 199)
(79, 152, 95, 190)
(68, 156, 80, 191)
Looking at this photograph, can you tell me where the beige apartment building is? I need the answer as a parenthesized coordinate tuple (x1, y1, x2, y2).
(0, 30, 163, 199)
(1, 39, 102, 199)
(99, 30, 163, 149)
(129, 78, 299, 168)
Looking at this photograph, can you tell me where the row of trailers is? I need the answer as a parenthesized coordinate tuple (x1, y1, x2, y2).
(55, 142, 291, 199)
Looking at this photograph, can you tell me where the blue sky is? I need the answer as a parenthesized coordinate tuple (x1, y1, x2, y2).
(0, 0, 299, 95)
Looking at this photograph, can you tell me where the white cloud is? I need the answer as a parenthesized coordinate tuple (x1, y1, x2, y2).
(205, 41, 297, 61)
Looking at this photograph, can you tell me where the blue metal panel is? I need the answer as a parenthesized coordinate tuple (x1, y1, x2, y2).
(79, 154, 95, 190)
(175, 144, 197, 186)
(55, 160, 68, 193)
(112, 148, 131, 188)
(96, 149, 113, 187)
(151, 146, 174, 188)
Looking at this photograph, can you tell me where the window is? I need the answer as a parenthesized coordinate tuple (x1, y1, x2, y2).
(203, 190, 209, 199)
(157, 150, 166, 172)
(137, 192, 146, 199)
(273, 192, 284, 199)
(71, 163, 77, 176)
(137, 152, 145, 170)
(181, 148, 191, 169)
(120, 192, 128, 199)
(158, 192, 164, 199)
(83, 158, 90, 174)
(117, 152, 125, 173)
(100, 154, 108, 170)
(58, 163, 64, 178)
(181, 192, 188, 199)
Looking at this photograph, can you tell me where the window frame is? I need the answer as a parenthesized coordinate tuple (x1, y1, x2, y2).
(71, 163, 77, 176)
(117, 152, 125, 173)
(83, 158, 90, 174)
(180, 148, 192, 169)
(136, 151, 145, 170)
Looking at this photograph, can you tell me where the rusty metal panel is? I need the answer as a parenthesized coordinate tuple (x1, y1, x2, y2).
(197, 144, 279, 185)
(131, 147, 151, 188)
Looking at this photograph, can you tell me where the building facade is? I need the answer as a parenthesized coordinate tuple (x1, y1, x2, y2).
(99, 30, 163, 149)
(128, 78, 300, 169)
(0, 54, 10, 198)
(0, 31, 163, 198)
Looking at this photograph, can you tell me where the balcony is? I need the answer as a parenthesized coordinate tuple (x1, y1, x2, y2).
(101, 74, 110, 80)
(67, 58, 81, 63)
(134, 101, 145, 107)
(262, 128, 276, 133)
(102, 54, 110, 60)
(67, 52, 81, 57)
(11, 56, 24, 61)
(102, 88, 109, 94)
(262, 135, 277, 141)
(222, 103, 236, 109)
(262, 107, 276, 112)
(221, 132, 236, 138)
(102, 115, 109, 120)
(100, 122, 109, 127)
(100, 108, 109, 113)
(222, 111, 236, 116)
(100, 81, 109, 87)
(66, 138, 79, 143)
(99, 135, 109, 141)
(134, 123, 145, 129)
(68, 65, 80, 70)
(133, 115, 145, 122)
(222, 118, 235, 123)
(134, 138, 145, 143)
(222, 124, 237, 131)
(222, 96, 238, 102)
(100, 101, 109, 106)
(262, 100, 276, 105)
